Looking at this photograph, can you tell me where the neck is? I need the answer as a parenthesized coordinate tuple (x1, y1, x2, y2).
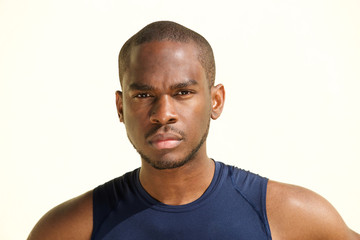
(139, 156, 215, 205)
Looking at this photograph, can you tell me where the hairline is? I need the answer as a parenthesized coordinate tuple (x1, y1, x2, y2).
(118, 22, 216, 90)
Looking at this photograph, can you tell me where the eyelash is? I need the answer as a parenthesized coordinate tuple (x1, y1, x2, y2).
(176, 90, 192, 95)
(133, 90, 194, 99)
(135, 93, 152, 98)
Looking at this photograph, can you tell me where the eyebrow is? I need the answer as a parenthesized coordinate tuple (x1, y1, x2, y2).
(128, 79, 198, 91)
(128, 83, 155, 91)
(170, 79, 198, 90)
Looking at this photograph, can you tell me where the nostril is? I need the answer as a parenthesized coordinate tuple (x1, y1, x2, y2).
(168, 118, 177, 124)
(151, 118, 160, 124)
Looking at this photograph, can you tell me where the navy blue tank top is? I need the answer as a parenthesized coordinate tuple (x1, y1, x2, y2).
(91, 161, 272, 239)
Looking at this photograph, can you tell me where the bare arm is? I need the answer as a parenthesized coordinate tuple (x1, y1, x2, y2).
(266, 180, 360, 240)
(27, 191, 93, 240)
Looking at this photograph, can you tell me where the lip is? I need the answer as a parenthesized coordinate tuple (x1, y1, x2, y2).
(148, 133, 183, 150)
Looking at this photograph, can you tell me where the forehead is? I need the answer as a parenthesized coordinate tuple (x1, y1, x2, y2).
(123, 41, 207, 89)
(130, 40, 199, 61)
(129, 41, 200, 73)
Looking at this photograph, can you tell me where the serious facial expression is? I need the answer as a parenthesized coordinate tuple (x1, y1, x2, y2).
(118, 41, 213, 170)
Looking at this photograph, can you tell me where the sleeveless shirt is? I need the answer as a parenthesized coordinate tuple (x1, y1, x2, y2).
(91, 161, 272, 239)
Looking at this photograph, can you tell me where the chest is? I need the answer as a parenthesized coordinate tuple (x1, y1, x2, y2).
(94, 193, 270, 240)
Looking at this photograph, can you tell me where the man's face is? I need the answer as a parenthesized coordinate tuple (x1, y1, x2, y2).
(117, 41, 214, 170)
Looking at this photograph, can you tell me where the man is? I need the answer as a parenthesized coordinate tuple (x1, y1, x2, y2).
(28, 21, 359, 240)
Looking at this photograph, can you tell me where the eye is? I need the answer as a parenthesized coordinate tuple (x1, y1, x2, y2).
(176, 90, 192, 96)
(135, 93, 152, 98)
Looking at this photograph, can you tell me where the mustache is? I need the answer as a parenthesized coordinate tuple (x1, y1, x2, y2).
(145, 125, 186, 139)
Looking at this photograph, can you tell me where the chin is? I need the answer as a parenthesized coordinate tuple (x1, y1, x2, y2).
(143, 154, 192, 170)
(132, 129, 208, 170)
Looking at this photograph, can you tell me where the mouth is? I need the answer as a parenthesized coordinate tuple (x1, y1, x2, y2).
(148, 133, 183, 150)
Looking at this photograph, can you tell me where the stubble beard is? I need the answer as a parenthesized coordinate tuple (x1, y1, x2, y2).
(128, 121, 210, 170)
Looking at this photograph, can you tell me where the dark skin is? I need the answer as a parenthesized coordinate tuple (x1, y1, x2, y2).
(28, 41, 360, 240)
(116, 41, 223, 205)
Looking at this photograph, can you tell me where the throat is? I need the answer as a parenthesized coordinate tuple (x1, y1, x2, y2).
(139, 158, 215, 205)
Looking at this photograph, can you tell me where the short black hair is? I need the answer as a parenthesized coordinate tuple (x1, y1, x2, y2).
(118, 21, 215, 87)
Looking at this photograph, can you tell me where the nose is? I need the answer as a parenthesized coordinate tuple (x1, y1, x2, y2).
(150, 95, 178, 125)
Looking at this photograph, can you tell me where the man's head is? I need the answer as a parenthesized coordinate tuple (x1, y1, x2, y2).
(116, 21, 224, 170)
(118, 21, 216, 88)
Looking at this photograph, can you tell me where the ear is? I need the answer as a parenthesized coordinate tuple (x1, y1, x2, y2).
(115, 90, 124, 122)
(210, 84, 225, 120)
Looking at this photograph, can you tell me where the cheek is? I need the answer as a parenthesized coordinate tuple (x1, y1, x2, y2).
(180, 98, 211, 129)
(123, 97, 146, 119)
(123, 104, 149, 136)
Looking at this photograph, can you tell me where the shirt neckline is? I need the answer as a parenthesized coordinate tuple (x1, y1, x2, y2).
(133, 160, 224, 213)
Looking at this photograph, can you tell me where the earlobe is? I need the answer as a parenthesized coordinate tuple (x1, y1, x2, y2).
(115, 91, 124, 122)
(211, 84, 225, 120)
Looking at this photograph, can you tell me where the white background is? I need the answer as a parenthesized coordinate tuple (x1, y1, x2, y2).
(1, 0, 359, 239)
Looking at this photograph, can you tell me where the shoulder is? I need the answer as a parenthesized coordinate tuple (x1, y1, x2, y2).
(27, 190, 93, 240)
(266, 180, 359, 240)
